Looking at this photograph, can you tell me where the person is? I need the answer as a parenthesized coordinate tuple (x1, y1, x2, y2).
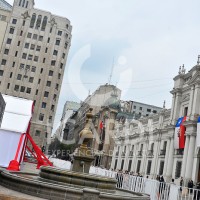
(156, 175, 160, 181)
(194, 182, 200, 200)
(188, 180, 194, 194)
(180, 177, 184, 192)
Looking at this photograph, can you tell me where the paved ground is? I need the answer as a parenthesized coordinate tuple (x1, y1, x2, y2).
(0, 163, 44, 200)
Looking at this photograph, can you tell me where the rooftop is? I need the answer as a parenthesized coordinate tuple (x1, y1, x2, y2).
(0, 0, 12, 11)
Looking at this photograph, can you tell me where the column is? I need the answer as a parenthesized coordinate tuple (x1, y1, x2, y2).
(116, 146, 123, 170)
(187, 85, 195, 117)
(185, 135, 196, 180)
(192, 84, 200, 116)
(111, 146, 117, 169)
(181, 135, 189, 178)
(166, 137, 174, 181)
(170, 94, 176, 120)
(163, 139, 170, 176)
(173, 92, 182, 122)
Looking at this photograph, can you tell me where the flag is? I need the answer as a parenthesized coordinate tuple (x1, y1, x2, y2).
(196, 117, 200, 147)
(174, 117, 186, 149)
(100, 121, 103, 130)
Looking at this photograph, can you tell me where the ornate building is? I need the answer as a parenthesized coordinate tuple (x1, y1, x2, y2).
(111, 59, 200, 184)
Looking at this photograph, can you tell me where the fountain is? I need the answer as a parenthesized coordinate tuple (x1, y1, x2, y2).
(0, 109, 150, 200)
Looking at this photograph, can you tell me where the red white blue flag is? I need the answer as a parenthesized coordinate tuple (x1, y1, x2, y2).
(174, 117, 186, 149)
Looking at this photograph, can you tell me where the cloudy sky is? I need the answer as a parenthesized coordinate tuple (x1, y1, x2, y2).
(7, 0, 200, 130)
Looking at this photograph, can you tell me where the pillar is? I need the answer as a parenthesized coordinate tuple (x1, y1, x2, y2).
(181, 135, 189, 178)
(192, 84, 200, 117)
(166, 137, 174, 181)
(185, 135, 196, 180)
(163, 138, 170, 176)
(187, 85, 195, 117)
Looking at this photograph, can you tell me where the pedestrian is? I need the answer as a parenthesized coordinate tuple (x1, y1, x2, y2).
(180, 177, 184, 192)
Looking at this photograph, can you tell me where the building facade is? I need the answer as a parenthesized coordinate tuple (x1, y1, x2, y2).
(0, 0, 72, 147)
(111, 61, 200, 184)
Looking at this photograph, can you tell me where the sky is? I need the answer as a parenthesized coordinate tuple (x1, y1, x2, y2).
(7, 0, 200, 131)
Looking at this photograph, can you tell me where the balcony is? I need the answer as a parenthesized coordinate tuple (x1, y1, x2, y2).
(160, 150, 166, 156)
(137, 151, 142, 157)
(147, 150, 154, 157)
(129, 151, 133, 157)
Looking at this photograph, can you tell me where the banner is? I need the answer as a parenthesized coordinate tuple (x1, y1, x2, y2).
(174, 117, 186, 149)
(196, 117, 200, 147)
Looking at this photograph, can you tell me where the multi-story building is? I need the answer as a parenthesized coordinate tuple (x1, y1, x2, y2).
(0, 0, 72, 147)
(54, 101, 80, 143)
(111, 59, 200, 184)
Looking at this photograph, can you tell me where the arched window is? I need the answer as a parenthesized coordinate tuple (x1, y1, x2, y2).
(19, 0, 22, 6)
(30, 13, 36, 28)
(41, 16, 48, 31)
(35, 15, 42, 29)
(22, 0, 25, 7)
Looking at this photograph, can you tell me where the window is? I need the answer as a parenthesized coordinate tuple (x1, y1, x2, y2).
(35, 89, 38, 95)
(159, 161, 164, 175)
(43, 58, 46, 63)
(20, 31, 23, 36)
(30, 44, 35, 50)
(35, 15, 42, 29)
(1, 59, 6, 65)
(49, 116, 52, 123)
(50, 27, 52, 33)
(26, 65, 30, 70)
(45, 48, 48, 53)
(58, 30, 62, 36)
(23, 20, 25, 26)
(46, 81, 51, 87)
(40, 68, 43, 73)
(64, 42, 68, 49)
(34, 56, 39, 62)
(58, 73, 61, 79)
(147, 109, 151, 112)
(53, 50, 58, 56)
(33, 34, 38, 40)
(27, 32, 32, 38)
(0, 14, 6, 21)
(20, 86, 25, 92)
(14, 85, 19, 91)
(35, 130, 41, 137)
(10, 72, 12, 78)
(15, 51, 18, 57)
(153, 110, 157, 114)
(29, 77, 34, 83)
(47, 37, 50, 43)
(42, 102, 46, 108)
(12, 19, 17, 24)
(184, 107, 188, 116)
(17, 40, 20, 46)
(24, 43, 29, 49)
(120, 159, 124, 171)
(0, 70, 4, 76)
(55, 84, 59, 90)
(133, 106, 136, 109)
(20, 63, 24, 69)
(49, 70, 53, 76)
(62, 53, 65, 59)
(7, 38, 12, 44)
(4, 49, 9, 55)
(12, 62, 15, 67)
(9, 27, 14, 34)
(28, 54, 33, 60)
(25, 1, 28, 8)
(146, 160, 152, 175)
(7, 83, 10, 89)
(30, 14, 36, 28)
(38, 79, 41, 84)
(139, 107, 143, 111)
(26, 88, 31, 94)
(31, 66, 36, 72)
(41, 16, 47, 31)
(44, 91, 49, 97)
(39, 113, 44, 121)
(53, 94, 57, 100)
(39, 36, 43, 41)
(22, 53, 27, 59)
(136, 160, 141, 173)
(51, 60, 56, 66)
(51, 105, 55, 111)
(175, 161, 182, 179)
(128, 160, 132, 172)
(60, 63, 63, 69)
(55, 39, 60, 45)
(36, 46, 41, 51)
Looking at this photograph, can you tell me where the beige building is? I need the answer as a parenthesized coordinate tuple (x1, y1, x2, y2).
(0, 0, 72, 147)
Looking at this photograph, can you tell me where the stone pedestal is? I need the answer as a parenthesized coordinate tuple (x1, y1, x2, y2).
(72, 146, 94, 173)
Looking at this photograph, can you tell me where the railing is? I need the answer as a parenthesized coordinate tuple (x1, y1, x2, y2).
(138, 151, 142, 156)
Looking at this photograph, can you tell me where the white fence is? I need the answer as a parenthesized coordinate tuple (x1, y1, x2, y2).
(48, 160, 200, 200)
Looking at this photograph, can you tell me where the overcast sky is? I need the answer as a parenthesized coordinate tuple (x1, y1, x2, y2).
(7, 0, 200, 131)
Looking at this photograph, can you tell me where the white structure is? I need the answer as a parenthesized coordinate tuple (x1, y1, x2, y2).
(111, 60, 200, 184)
(0, 0, 72, 147)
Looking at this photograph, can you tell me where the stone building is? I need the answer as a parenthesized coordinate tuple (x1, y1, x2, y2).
(0, 0, 72, 147)
(111, 59, 200, 184)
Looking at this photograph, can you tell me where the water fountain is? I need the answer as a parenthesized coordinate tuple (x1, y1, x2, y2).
(0, 109, 150, 200)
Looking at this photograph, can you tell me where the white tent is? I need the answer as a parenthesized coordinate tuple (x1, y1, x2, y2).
(0, 95, 33, 169)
